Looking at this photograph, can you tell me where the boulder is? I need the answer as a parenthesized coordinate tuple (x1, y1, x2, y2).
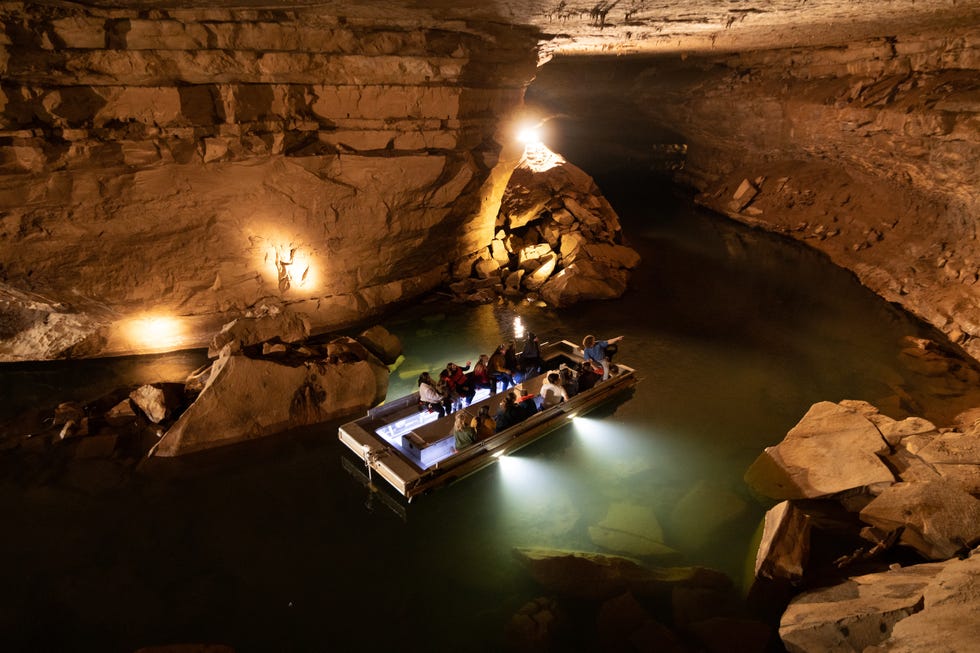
(473, 256, 501, 280)
(588, 502, 677, 559)
(53, 401, 84, 426)
(539, 259, 630, 307)
(729, 178, 759, 212)
(779, 551, 980, 653)
(858, 479, 980, 560)
(522, 252, 557, 291)
(863, 551, 980, 653)
(902, 429, 980, 493)
(568, 242, 642, 269)
(743, 401, 894, 500)
(151, 342, 388, 456)
(105, 398, 138, 427)
(753, 500, 811, 582)
(517, 243, 554, 269)
(355, 325, 402, 365)
(130, 383, 183, 424)
(512, 547, 732, 601)
(207, 310, 310, 358)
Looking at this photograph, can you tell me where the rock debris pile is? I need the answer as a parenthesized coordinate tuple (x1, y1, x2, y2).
(448, 152, 641, 307)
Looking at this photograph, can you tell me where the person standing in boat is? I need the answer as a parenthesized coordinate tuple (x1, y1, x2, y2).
(582, 334, 624, 381)
(418, 372, 451, 417)
(451, 411, 477, 452)
(520, 332, 543, 378)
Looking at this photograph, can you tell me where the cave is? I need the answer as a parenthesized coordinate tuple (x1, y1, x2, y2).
(1, 2, 979, 652)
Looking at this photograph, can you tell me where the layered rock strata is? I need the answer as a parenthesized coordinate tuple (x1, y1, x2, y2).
(0, 3, 540, 360)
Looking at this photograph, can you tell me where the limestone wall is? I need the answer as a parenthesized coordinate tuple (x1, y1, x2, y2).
(0, 4, 540, 359)
(625, 25, 980, 359)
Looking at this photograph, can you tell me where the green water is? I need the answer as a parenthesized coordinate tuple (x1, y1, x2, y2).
(0, 179, 941, 652)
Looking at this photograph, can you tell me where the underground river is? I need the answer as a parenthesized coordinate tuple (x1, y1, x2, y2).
(0, 174, 951, 652)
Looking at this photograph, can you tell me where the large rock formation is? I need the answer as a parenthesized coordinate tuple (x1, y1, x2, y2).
(152, 327, 391, 457)
(779, 549, 980, 653)
(0, 3, 540, 360)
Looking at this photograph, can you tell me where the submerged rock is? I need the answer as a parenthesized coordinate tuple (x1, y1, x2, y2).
(512, 547, 731, 601)
(588, 502, 677, 559)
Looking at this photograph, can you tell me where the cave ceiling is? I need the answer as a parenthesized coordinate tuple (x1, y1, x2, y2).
(67, 0, 979, 55)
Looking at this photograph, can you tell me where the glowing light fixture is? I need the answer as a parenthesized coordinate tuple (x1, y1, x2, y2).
(266, 244, 314, 293)
(123, 315, 185, 351)
(516, 124, 542, 145)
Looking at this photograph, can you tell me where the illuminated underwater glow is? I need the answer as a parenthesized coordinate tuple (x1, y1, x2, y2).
(572, 416, 650, 462)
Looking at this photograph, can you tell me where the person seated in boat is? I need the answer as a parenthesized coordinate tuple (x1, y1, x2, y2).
(495, 392, 526, 430)
(539, 372, 569, 409)
(582, 334, 624, 381)
(444, 360, 475, 409)
(451, 411, 478, 452)
(577, 361, 601, 392)
(418, 371, 451, 417)
(471, 354, 494, 394)
(488, 344, 514, 392)
(474, 405, 496, 441)
(560, 364, 579, 398)
(519, 332, 543, 378)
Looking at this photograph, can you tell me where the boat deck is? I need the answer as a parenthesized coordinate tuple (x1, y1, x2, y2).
(338, 340, 637, 500)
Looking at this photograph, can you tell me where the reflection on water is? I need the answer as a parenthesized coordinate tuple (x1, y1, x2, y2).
(0, 178, 947, 652)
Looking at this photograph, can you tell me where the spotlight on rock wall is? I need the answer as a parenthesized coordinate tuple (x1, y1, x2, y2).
(124, 315, 185, 351)
(267, 244, 314, 293)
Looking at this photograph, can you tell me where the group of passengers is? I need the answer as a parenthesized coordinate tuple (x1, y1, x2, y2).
(417, 332, 549, 418)
(420, 333, 625, 453)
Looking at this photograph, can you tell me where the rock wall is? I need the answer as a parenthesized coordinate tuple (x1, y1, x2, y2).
(631, 25, 980, 359)
(0, 3, 540, 360)
(531, 22, 980, 359)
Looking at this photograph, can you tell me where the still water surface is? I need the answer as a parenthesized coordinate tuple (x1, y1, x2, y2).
(0, 178, 939, 652)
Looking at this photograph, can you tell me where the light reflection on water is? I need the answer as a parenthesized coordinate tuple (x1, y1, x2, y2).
(0, 183, 949, 652)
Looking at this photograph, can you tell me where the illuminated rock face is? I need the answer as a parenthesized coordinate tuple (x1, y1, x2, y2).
(534, 23, 980, 358)
(0, 4, 539, 360)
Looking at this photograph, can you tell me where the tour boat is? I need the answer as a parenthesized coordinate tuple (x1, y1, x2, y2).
(338, 339, 637, 501)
